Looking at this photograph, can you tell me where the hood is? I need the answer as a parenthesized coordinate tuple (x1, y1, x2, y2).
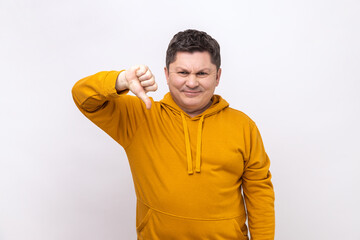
(160, 92, 229, 175)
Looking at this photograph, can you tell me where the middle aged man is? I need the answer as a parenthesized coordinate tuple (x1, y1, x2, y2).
(72, 29, 275, 240)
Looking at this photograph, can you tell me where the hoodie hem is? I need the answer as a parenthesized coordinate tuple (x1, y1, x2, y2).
(137, 198, 245, 221)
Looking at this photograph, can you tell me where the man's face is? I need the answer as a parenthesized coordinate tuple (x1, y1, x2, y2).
(164, 51, 221, 116)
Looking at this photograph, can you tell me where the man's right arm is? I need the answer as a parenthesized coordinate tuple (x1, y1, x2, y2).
(71, 66, 157, 147)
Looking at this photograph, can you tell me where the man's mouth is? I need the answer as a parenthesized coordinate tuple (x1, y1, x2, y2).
(183, 91, 201, 97)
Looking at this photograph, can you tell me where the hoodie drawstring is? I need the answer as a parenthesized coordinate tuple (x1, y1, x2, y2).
(181, 112, 193, 174)
(195, 115, 204, 173)
(181, 112, 205, 175)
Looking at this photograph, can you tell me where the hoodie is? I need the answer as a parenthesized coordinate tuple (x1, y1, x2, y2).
(72, 71, 275, 240)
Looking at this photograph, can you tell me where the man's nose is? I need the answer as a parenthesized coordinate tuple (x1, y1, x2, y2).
(185, 74, 199, 88)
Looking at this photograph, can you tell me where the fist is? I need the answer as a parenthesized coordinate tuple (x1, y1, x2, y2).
(116, 65, 158, 109)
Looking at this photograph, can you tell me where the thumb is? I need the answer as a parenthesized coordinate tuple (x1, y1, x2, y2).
(127, 67, 152, 109)
(137, 90, 152, 109)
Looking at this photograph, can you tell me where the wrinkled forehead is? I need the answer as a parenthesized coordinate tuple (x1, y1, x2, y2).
(169, 51, 216, 71)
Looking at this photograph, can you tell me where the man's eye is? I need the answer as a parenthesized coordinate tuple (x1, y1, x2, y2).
(197, 72, 208, 76)
(178, 72, 189, 76)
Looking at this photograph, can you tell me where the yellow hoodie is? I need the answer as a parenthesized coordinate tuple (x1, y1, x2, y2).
(72, 71, 275, 240)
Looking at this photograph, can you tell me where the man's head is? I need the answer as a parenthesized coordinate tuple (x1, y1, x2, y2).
(164, 29, 222, 117)
(165, 29, 221, 71)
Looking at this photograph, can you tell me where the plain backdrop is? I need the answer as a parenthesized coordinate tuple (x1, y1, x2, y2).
(1, 0, 359, 239)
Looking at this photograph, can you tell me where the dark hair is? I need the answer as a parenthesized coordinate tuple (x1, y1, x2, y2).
(166, 29, 221, 71)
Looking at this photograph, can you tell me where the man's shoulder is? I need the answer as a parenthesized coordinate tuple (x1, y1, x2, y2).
(223, 107, 256, 126)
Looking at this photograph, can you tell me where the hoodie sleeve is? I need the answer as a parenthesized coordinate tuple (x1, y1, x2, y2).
(71, 70, 147, 148)
(242, 123, 275, 240)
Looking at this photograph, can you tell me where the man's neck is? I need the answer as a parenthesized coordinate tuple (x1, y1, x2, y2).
(184, 99, 213, 118)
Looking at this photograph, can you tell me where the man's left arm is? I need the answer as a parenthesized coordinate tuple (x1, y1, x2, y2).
(242, 123, 275, 240)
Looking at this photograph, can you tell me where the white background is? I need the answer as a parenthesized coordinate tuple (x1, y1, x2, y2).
(1, 0, 359, 239)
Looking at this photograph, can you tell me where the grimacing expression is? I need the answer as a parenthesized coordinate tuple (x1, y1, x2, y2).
(164, 51, 221, 117)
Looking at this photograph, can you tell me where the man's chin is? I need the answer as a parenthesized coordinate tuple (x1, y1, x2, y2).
(181, 101, 208, 112)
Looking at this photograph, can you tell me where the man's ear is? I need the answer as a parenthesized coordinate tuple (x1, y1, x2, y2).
(216, 68, 222, 86)
(164, 67, 169, 85)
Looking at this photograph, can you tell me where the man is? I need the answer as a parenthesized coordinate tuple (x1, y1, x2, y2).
(72, 29, 275, 239)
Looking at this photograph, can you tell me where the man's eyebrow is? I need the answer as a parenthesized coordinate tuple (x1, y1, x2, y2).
(174, 67, 211, 72)
(174, 67, 189, 71)
(197, 68, 211, 72)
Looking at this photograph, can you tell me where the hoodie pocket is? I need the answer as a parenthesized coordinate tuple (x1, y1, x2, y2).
(136, 200, 153, 234)
(136, 208, 153, 233)
(232, 215, 249, 240)
(136, 204, 249, 240)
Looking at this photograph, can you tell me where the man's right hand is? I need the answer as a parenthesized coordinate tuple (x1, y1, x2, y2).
(116, 65, 158, 109)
